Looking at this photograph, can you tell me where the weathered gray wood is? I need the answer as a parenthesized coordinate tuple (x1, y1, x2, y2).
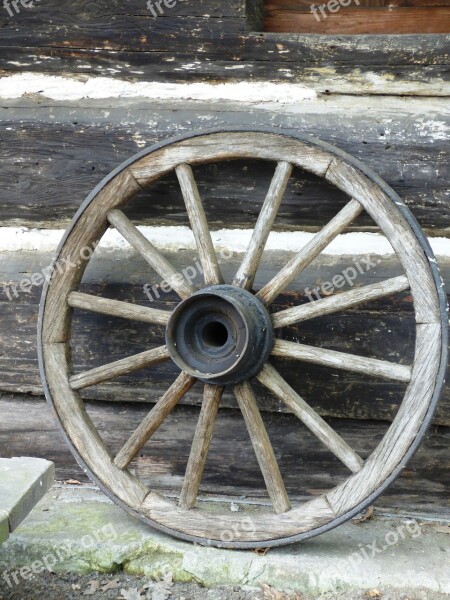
(41, 170, 142, 344)
(179, 384, 223, 510)
(0, 0, 448, 96)
(130, 133, 333, 187)
(143, 492, 332, 542)
(272, 275, 410, 328)
(326, 158, 441, 324)
(2, 395, 449, 519)
(68, 292, 171, 326)
(257, 199, 363, 305)
(107, 209, 195, 299)
(233, 161, 293, 290)
(1, 98, 448, 232)
(36, 131, 445, 544)
(272, 339, 412, 382)
(326, 322, 442, 516)
(176, 163, 223, 286)
(233, 381, 291, 514)
(69, 345, 170, 391)
(8, 246, 447, 423)
(257, 363, 364, 473)
(114, 371, 196, 470)
(5, 280, 444, 423)
(43, 343, 148, 508)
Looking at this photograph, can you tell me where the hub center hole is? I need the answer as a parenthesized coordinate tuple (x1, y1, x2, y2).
(202, 321, 229, 349)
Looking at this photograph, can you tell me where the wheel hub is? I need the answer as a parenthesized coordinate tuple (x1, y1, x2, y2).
(166, 285, 274, 385)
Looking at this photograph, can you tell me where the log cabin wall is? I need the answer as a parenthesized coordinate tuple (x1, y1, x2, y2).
(0, 0, 448, 510)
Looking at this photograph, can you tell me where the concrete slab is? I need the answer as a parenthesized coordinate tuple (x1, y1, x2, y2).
(0, 457, 55, 542)
(0, 510, 9, 545)
(0, 485, 449, 596)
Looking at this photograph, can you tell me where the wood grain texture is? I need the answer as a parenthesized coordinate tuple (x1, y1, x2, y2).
(176, 163, 223, 286)
(233, 161, 293, 290)
(272, 339, 412, 382)
(234, 381, 291, 514)
(272, 275, 410, 328)
(68, 292, 171, 326)
(130, 133, 333, 188)
(0, 0, 448, 96)
(114, 371, 196, 470)
(2, 395, 449, 518)
(265, 5, 450, 34)
(326, 322, 442, 516)
(326, 158, 441, 324)
(7, 129, 447, 426)
(267, 0, 450, 7)
(7, 132, 446, 426)
(70, 345, 170, 391)
(143, 492, 333, 542)
(41, 169, 141, 344)
(179, 384, 223, 510)
(107, 209, 195, 299)
(257, 363, 364, 473)
(33, 130, 447, 539)
(257, 199, 363, 305)
(42, 343, 148, 508)
(5, 279, 444, 423)
(1, 98, 448, 230)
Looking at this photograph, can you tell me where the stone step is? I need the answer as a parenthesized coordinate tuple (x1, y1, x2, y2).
(1, 484, 449, 595)
(0, 457, 54, 544)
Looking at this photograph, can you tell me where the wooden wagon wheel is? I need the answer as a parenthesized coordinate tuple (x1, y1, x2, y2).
(38, 129, 447, 549)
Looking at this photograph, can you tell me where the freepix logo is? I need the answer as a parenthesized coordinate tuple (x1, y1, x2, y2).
(310, 0, 361, 22)
(3, 0, 41, 17)
(147, 0, 177, 18)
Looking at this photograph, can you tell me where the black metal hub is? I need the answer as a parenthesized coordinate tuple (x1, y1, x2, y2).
(166, 285, 274, 385)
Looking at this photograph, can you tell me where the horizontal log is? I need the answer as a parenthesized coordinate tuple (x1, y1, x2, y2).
(0, 97, 448, 231)
(0, 394, 448, 517)
(0, 53, 448, 95)
(0, 0, 448, 93)
(0, 12, 247, 51)
(267, 0, 450, 6)
(1, 249, 449, 425)
(265, 7, 450, 34)
(2, 33, 448, 67)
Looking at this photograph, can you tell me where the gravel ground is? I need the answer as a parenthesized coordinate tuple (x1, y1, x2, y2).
(0, 573, 448, 600)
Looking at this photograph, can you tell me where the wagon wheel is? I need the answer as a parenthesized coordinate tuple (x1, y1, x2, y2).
(38, 129, 447, 549)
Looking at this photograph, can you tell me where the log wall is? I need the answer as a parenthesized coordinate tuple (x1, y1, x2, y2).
(0, 0, 448, 509)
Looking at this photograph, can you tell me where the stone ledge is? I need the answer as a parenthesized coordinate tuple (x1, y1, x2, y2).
(0, 510, 9, 545)
(0, 457, 55, 542)
(0, 485, 448, 595)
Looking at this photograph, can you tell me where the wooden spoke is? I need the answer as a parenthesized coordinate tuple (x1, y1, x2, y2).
(114, 372, 196, 470)
(257, 364, 364, 473)
(272, 339, 412, 382)
(68, 292, 171, 326)
(233, 161, 293, 290)
(175, 163, 223, 286)
(179, 384, 224, 510)
(69, 345, 170, 391)
(272, 275, 410, 329)
(234, 381, 291, 514)
(107, 209, 195, 299)
(257, 199, 363, 306)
